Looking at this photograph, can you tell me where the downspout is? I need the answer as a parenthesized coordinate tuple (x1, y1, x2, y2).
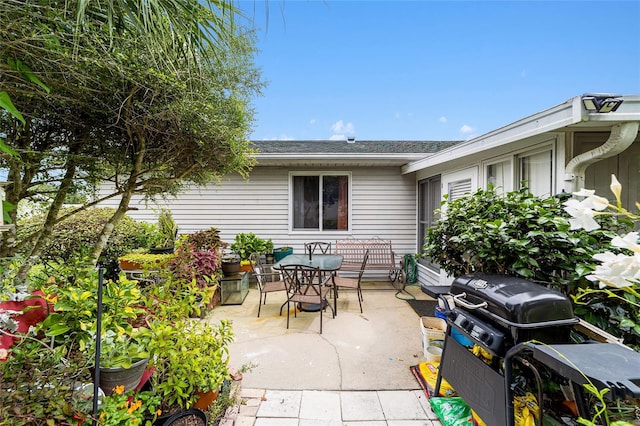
(564, 122, 639, 193)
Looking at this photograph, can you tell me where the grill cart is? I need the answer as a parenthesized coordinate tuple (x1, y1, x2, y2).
(434, 274, 640, 425)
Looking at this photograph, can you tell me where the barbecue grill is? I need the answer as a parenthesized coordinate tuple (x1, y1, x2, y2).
(433, 274, 640, 426)
(446, 274, 577, 355)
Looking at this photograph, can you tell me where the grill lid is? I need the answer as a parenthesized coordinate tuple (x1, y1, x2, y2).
(450, 274, 575, 327)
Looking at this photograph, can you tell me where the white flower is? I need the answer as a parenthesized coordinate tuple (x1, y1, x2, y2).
(586, 251, 640, 289)
(573, 188, 596, 197)
(610, 174, 622, 201)
(563, 198, 601, 231)
(611, 232, 640, 254)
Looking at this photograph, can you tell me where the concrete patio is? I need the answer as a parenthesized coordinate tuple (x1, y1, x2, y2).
(208, 280, 445, 425)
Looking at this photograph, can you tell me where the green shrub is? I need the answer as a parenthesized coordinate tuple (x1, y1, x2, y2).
(422, 186, 624, 289)
(17, 208, 150, 269)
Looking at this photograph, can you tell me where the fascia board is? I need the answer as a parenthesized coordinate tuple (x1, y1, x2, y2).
(255, 153, 429, 162)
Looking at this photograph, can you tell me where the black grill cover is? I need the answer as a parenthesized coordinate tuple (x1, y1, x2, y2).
(450, 274, 576, 331)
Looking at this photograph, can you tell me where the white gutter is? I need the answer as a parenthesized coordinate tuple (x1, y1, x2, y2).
(564, 121, 640, 193)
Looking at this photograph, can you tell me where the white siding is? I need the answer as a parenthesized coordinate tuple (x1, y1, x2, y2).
(98, 166, 417, 278)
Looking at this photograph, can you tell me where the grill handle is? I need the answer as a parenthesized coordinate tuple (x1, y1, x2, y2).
(453, 292, 488, 310)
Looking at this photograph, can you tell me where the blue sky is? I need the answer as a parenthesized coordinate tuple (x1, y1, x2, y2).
(237, 1, 640, 142)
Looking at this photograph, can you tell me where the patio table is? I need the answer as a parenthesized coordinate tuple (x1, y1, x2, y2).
(273, 254, 343, 312)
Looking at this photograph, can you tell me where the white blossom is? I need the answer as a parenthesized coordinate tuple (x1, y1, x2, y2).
(611, 232, 640, 254)
(563, 198, 601, 231)
(586, 251, 640, 289)
(610, 174, 622, 201)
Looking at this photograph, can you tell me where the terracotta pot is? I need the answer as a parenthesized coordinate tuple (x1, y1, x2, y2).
(193, 388, 220, 410)
(119, 259, 142, 271)
(239, 263, 253, 273)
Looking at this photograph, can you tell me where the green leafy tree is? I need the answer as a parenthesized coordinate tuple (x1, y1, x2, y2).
(0, 0, 263, 275)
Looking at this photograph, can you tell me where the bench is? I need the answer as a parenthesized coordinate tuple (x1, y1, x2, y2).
(334, 237, 401, 282)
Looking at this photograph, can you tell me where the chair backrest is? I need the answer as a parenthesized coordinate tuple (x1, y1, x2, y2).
(249, 252, 273, 288)
(357, 249, 370, 280)
(280, 264, 322, 296)
(304, 241, 332, 255)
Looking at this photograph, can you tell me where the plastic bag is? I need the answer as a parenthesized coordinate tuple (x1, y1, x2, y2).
(429, 397, 474, 426)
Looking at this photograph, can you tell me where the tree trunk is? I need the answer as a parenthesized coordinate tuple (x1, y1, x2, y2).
(90, 130, 146, 266)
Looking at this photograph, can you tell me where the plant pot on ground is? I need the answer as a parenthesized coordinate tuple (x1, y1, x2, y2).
(147, 318, 234, 413)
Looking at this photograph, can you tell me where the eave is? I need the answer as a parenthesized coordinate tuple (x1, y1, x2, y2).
(402, 94, 640, 174)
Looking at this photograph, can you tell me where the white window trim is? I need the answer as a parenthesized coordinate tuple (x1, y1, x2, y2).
(482, 156, 514, 193)
(516, 143, 556, 197)
(288, 171, 352, 234)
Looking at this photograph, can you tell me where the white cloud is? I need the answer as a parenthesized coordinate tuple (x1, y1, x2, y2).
(439, 116, 447, 123)
(309, 119, 316, 125)
(330, 120, 355, 134)
(395, 112, 401, 119)
(330, 120, 355, 140)
(460, 124, 475, 134)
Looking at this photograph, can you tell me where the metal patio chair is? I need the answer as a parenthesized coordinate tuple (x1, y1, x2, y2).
(332, 249, 369, 313)
(280, 263, 334, 333)
(250, 252, 287, 318)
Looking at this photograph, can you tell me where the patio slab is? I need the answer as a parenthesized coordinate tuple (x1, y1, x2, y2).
(208, 281, 432, 391)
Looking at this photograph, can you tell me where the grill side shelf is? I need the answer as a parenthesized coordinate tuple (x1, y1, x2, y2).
(436, 333, 507, 425)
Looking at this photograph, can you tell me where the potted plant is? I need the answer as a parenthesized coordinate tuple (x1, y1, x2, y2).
(264, 239, 275, 264)
(95, 385, 162, 425)
(147, 318, 234, 413)
(229, 233, 269, 262)
(149, 209, 178, 254)
(90, 328, 151, 395)
(221, 251, 241, 276)
(273, 245, 293, 262)
(118, 252, 174, 272)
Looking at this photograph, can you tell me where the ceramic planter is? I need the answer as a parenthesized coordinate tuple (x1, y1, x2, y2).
(273, 247, 293, 262)
(221, 261, 240, 276)
(97, 358, 149, 395)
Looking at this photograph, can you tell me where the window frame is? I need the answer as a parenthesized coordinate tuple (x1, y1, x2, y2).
(516, 145, 555, 197)
(417, 175, 441, 270)
(483, 157, 514, 194)
(289, 171, 352, 233)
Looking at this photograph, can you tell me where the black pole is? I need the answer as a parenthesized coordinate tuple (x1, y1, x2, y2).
(92, 268, 104, 425)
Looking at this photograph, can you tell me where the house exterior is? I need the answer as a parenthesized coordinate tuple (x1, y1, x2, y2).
(406, 94, 640, 289)
(99, 93, 640, 289)
(99, 140, 460, 281)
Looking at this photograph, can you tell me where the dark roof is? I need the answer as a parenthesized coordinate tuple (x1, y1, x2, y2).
(250, 140, 462, 154)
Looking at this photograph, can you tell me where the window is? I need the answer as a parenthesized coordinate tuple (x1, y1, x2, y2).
(485, 159, 512, 194)
(292, 174, 349, 231)
(418, 175, 440, 269)
(518, 149, 553, 196)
